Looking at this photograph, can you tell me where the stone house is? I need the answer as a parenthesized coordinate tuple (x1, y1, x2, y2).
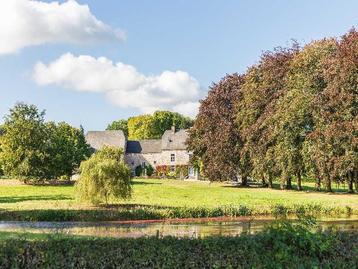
(85, 127, 198, 179)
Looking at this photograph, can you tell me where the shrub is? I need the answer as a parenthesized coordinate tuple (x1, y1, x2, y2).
(155, 165, 170, 177)
(146, 165, 154, 177)
(175, 165, 189, 179)
(75, 146, 132, 205)
(134, 165, 143, 177)
(0, 222, 357, 268)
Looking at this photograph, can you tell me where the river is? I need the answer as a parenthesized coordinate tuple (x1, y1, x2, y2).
(1, 216, 358, 238)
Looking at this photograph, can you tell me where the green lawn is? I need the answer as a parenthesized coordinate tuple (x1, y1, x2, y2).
(0, 178, 357, 221)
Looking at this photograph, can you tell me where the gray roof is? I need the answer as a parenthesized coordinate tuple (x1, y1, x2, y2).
(161, 129, 188, 150)
(126, 140, 162, 154)
(85, 131, 126, 150)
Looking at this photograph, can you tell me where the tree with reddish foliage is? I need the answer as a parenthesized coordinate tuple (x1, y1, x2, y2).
(187, 74, 247, 184)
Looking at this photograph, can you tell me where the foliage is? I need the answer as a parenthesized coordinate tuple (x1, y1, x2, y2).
(76, 147, 132, 205)
(187, 74, 246, 183)
(0, 222, 357, 268)
(127, 110, 194, 140)
(45, 122, 91, 179)
(155, 165, 170, 177)
(134, 165, 143, 177)
(106, 119, 128, 136)
(190, 29, 358, 192)
(0, 103, 91, 181)
(145, 164, 154, 177)
(0, 103, 49, 180)
(175, 165, 189, 179)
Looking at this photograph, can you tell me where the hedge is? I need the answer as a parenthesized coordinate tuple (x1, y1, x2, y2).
(0, 222, 358, 268)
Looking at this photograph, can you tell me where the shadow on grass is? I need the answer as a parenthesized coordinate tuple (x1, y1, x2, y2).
(0, 195, 72, 204)
(222, 182, 355, 194)
(131, 180, 162, 186)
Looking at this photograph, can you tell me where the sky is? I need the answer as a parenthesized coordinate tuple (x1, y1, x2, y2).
(1, 0, 358, 131)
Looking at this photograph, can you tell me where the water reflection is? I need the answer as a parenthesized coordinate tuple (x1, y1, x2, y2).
(0, 217, 358, 238)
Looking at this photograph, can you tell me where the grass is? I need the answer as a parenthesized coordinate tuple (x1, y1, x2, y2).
(0, 178, 357, 221)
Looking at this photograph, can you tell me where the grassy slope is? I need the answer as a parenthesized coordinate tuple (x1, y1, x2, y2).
(0, 178, 357, 214)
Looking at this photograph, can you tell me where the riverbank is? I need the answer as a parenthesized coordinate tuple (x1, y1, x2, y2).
(0, 178, 357, 222)
(0, 221, 357, 268)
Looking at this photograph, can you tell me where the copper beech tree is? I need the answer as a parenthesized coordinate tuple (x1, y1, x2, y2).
(188, 29, 358, 192)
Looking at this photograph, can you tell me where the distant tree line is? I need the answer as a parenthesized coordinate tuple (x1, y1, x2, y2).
(188, 29, 358, 193)
(0, 103, 91, 181)
(107, 111, 194, 140)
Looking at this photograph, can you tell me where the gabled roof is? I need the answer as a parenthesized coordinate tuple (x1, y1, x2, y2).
(126, 140, 162, 154)
(85, 131, 126, 150)
(161, 129, 188, 150)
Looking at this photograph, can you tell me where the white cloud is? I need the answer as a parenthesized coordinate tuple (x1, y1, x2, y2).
(0, 0, 124, 55)
(33, 53, 202, 117)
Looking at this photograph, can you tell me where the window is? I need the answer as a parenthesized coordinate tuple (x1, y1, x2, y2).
(170, 165, 175, 172)
(170, 154, 175, 162)
(154, 161, 157, 165)
(142, 162, 146, 168)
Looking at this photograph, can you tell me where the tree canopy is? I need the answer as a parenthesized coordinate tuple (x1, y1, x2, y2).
(107, 111, 194, 140)
(0, 103, 91, 181)
(188, 29, 358, 192)
(76, 146, 132, 204)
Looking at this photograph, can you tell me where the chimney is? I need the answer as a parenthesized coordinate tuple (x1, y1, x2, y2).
(171, 125, 176, 133)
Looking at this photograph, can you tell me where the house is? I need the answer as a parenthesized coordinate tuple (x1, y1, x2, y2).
(85, 127, 199, 179)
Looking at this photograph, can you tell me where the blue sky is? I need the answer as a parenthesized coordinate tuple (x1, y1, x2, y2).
(1, 0, 358, 131)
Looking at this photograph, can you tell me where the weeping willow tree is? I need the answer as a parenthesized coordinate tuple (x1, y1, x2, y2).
(76, 146, 132, 205)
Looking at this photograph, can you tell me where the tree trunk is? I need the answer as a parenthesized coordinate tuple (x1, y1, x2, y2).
(286, 177, 292, 190)
(268, 176, 273, 189)
(354, 170, 358, 193)
(261, 177, 268, 188)
(325, 176, 332, 192)
(348, 172, 354, 193)
(241, 175, 248, 187)
(315, 176, 321, 191)
(296, 171, 302, 191)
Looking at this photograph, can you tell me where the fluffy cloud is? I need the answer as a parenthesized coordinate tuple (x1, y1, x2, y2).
(0, 0, 124, 55)
(33, 53, 202, 117)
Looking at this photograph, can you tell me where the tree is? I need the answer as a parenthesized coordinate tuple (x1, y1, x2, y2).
(46, 122, 91, 179)
(76, 146, 132, 205)
(0, 103, 49, 180)
(106, 119, 128, 136)
(187, 74, 246, 183)
(0, 103, 92, 181)
(127, 111, 194, 140)
(151, 111, 193, 138)
(237, 46, 298, 189)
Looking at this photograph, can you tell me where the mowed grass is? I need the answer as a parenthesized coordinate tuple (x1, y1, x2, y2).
(0, 178, 357, 221)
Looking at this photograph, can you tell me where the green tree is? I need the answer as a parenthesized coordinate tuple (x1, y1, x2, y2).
(151, 111, 193, 138)
(46, 122, 91, 179)
(106, 119, 128, 136)
(127, 111, 194, 140)
(127, 114, 155, 140)
(76, 146, 132, 205)
(0, 103, 49, 180)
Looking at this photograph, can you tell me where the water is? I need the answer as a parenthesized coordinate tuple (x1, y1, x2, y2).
(1, 217, 358, 238)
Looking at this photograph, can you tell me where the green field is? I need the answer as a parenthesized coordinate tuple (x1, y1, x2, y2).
(0, 178, 357, 221)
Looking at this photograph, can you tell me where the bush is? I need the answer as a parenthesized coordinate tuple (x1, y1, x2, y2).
(175, 165, 189, 179)
(134, 165, 143, 177)
(0, 222, 357, 268)
(146, 165, 154, 177)
(155, 165, 169, 177)
(76, 146, 132, 205)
